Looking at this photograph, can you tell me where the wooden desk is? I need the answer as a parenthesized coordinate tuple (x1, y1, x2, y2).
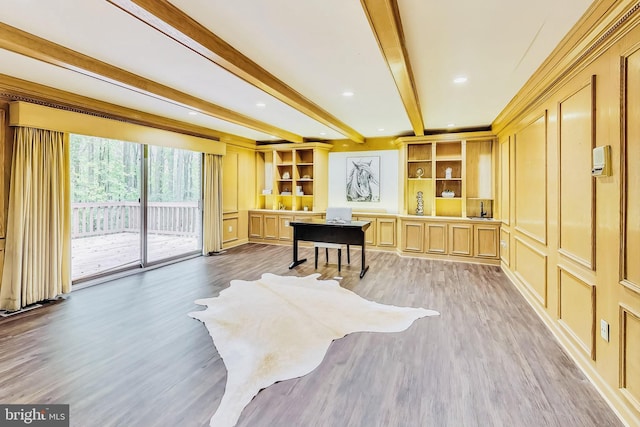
(288, 219, 371, 278)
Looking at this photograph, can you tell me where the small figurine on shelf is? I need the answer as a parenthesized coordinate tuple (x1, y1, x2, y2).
(416, 191, 424, 215)
(445, 167, 453, 179)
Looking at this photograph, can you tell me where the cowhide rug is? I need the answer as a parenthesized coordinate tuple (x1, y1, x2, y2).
(189, 273, 439, 427)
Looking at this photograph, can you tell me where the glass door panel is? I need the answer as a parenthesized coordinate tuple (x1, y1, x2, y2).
(70, 135, 141, 280)
(146, 146, 202, 263)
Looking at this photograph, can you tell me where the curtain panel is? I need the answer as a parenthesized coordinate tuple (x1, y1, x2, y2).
(0, 127, 71, 311)
(203, 153, 223, 254)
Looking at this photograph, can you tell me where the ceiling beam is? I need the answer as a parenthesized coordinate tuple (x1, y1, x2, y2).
(106, 0, 365, 143)
(0, 22, 302, 142)
(360, 0, 424, 136)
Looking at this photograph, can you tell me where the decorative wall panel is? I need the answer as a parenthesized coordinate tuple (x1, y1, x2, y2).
(559, 80, 595, 269)
(514, 237, 547, 305)
(500, 137, 510, 225)
(514, 115, 547, 244)
(222, 152, 238, 213)
(558, 266, 595, 358)
(622, 50, 640, 293)
(500, 228, 510, 266)
(620, 304, 640, 411)
(222, 217, 238, 243)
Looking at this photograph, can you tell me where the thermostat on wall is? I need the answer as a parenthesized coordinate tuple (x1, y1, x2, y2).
(592, 145, 611, 177)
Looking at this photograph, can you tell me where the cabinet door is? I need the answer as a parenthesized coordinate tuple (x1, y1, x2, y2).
(425, 223, 447, 254)
(278, 215, 293, 241)
(377, 218, 396, 247)
(474, 225, 499, 258)
(249, 213, 263, 238)
(263, 214, 278, 240)
(402, 221, 424, 252)
(356, 216, 376, 246)
(449, 224, 472, 256)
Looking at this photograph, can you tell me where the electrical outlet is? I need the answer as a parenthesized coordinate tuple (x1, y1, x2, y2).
(500, 240, 507, 248)
(600, 319, 610, 342)
(284, 221, 290, 226)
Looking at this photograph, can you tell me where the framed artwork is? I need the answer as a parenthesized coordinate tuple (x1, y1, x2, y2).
(346, 156, 380, 202)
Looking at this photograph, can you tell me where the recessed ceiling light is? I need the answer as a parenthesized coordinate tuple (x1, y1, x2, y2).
(319, 132, 326, 136)
(188, 111, 198, 115)
(447, 123, 455, 127)
(378, 128, 385, 132)
(256, 102, 266, 108)
(453, 77, 468, 84)
(342, 91, 354, 97)
(270, 135, 278, 139)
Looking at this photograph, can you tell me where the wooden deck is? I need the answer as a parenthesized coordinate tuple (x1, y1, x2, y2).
(72, 232, 199, 279)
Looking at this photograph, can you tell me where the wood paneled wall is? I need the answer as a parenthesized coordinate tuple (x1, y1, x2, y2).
(222, 144, 256, 249)
(496, 3, 640, 424)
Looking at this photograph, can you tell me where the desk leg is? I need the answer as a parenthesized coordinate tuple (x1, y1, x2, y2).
(288, 236, 307, 269)
(359, 237, 369, 278)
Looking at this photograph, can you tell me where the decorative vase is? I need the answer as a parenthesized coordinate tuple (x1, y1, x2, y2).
(416, 191, 424, 215)
(445, 167, 452, 179)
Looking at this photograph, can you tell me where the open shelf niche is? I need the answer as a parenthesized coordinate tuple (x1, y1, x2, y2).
(256, 143, 332, 212)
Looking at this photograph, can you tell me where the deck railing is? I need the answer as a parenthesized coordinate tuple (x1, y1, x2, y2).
(71, 201, 200, 238)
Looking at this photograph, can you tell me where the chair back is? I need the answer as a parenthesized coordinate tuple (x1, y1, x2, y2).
(326, 207, 352, 221)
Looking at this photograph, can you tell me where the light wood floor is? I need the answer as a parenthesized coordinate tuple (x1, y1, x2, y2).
(0, 244, 623, 427)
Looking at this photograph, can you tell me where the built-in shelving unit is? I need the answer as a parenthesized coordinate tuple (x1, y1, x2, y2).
(406, 143, 433, 216)
(256, 142, 331, 211)
(397, 132, 495, 218)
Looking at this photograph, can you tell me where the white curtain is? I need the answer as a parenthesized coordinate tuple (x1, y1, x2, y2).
(0, 127, 71, 311)
(203, 153, 223, 254)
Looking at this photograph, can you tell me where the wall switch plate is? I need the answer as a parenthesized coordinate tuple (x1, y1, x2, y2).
(600, 319, 610, 342)
(227, 226, 232, 232)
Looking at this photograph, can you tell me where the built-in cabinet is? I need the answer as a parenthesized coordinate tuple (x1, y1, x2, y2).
(354, 215, 376, 245)
(249, 209, 498, 264)
(399, 217, 500, 264)
(256, 143, 331, 212)
(248, 210, 323, 243)
(397, 132, 495, 218)
(248, 210, 398, 251)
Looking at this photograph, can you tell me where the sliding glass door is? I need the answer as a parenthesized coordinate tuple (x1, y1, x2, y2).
(70, 135, 142, 279)
(146, 145, 202, 263)
(70, 136, 203, 282)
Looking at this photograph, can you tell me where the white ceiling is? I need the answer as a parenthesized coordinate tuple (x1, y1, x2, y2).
(0, 0, 595, 142)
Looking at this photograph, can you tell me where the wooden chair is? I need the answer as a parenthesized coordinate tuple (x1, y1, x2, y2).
(314, 207, 352, 272)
